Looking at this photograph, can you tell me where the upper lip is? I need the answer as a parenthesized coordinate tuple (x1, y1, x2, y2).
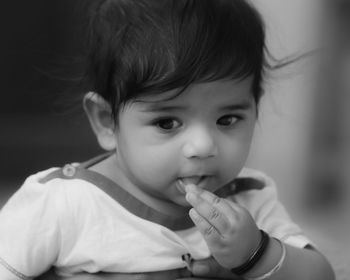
(180, 171, 212, 177)
(181, 175, 208, 178)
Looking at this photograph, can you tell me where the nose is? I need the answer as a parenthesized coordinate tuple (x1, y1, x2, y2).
(182, 125, 218, 159)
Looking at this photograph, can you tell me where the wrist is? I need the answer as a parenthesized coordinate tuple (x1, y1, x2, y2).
(242, 237, 284, 279)
(230, 230, 269, 275)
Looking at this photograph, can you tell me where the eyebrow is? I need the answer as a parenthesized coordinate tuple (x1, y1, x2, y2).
(139, 104, 186, 113)
(139, 100, 253, 113)
(218, 101, 254, 111)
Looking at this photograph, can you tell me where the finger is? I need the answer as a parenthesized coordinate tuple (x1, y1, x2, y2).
(186, 184, 239, 214)
(176, 278, 218, 280)
(189, 208, 221, 242)
(176, 278, 219, 280)
(190, 257, 240, 279)
(198, 184, 242, 213)
(199, 186, 241, 213)
(185, 186, 234, 234)
(64, 274, 146, 280)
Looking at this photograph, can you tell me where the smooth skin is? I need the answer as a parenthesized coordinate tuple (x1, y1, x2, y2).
(182, 184, 335, 280)
(85, 78, 257, 215)
(82, 78, 334, 280)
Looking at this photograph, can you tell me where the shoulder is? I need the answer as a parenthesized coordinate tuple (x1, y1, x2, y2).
(233, 169, 312, 248)
(234, 167, 278, 194)
(19, 167, 91, 198)
(216, 167, 277, 199)
(1, 166, 103, 222)
(0, 168, 71, 276)
(216, 167, 280, 216)
(0, 168, 69, 225)
(236, 167, 276, 186)
(5, 167, 63, 207)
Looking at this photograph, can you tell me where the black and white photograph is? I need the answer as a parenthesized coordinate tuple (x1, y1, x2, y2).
(1, 0, 348, 279)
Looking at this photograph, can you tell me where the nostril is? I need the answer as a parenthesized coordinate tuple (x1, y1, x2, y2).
(182, 141, 218, 159)
(181, 126, 218, 158)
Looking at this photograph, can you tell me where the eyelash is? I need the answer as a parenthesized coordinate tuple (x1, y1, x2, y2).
(152, 117, 182, 131)
(216, 115, 242, 127)
(151, 114, 243, 132)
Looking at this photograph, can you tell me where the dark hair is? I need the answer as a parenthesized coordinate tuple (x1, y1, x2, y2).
(85, 0, 266, 118)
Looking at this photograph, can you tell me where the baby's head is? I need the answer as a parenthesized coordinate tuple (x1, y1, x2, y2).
(84, 0, 266, 117)
(83, 0, 266, 206)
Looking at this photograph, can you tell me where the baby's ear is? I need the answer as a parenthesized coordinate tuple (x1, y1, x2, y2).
(83, 92, 117, 151)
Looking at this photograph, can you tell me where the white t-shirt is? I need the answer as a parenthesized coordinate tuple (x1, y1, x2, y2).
(0, 158, 311, 279)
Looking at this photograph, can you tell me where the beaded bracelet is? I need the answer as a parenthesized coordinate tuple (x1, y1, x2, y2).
(231, 230, 270, 275)
(245, 238, 286, 280)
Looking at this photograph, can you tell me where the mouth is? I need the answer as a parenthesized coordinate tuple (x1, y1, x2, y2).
(176, 176, 212, 194)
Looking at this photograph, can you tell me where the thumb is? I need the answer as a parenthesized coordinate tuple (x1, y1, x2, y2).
(189, 257, 237, 279)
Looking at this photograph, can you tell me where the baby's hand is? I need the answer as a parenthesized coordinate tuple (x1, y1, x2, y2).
(185, 184, 261, 269)
(185, 257, 243, 279)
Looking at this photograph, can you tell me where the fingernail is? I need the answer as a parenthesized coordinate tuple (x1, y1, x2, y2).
(186, 192, 196, 203)
(189, 208, 198, 219)
(185, 184, 197, 193)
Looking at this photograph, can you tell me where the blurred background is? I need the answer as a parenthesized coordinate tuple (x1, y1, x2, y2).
(0, 0, 102, 207)
(249, 0, 350, 278)
(0, 0, 349, 278)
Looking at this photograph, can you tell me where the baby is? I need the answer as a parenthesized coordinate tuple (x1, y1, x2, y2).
(0, 0, 334, 279)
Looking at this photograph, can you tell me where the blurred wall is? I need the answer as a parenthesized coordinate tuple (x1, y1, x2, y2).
(249, 1, 350, 279)
(0, 0, 101, 185)
(248, 0, 321, 213)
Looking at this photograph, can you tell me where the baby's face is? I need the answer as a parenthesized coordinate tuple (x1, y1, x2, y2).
(114, 78, 256, 207)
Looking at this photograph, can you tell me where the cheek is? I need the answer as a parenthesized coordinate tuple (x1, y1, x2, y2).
(219, 130, 254, 176)
(121, 140, 179, 184)
(221, 143, 248, 168)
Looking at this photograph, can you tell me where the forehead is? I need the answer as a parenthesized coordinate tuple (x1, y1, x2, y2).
(133, 78, 254, 109)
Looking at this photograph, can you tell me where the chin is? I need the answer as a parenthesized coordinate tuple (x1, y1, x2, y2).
(172, 197, 191, 208)
(178, 201, 192, 208)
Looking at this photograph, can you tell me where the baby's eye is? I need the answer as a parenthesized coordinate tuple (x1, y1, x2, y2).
(155, 118, 181, 131)
(217, 115, 240, 127)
